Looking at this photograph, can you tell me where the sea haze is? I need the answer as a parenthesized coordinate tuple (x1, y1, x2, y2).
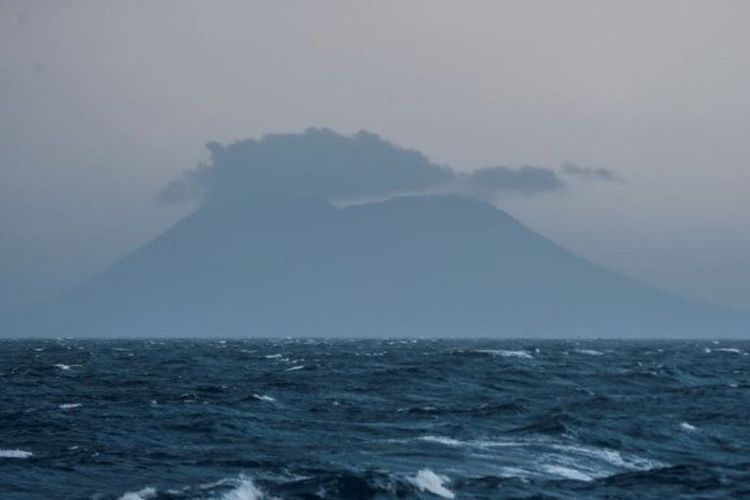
(1, 338, 749, 499)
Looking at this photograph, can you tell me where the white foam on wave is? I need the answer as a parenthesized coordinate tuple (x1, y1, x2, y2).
(286, 365, 304, 371)
(415, 435, 533, 449)
(218, 477, 267, 500)
(408, 435, 664, 481)
(54, 363, 71, 370)
(59, 403, 82, 410)
(476, 349, 533, 359)
(549, 443, 663, 471)
(714, 348, 742, 354)
(264, 354, 282, 359)
(409, 469, 455, 499)
(680, 422, 697, 431)
(117, 486, 156, 500)
(253, 394, 276, 402)
(496, 466, 534, 479)
(419, 435, 464, 446)
(0, 449, 32, 458)
(542, 464, 593, 481)
(575, 349, 604, 356)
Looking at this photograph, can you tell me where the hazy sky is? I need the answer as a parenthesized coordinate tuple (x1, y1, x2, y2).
(1, 0, 749, 314)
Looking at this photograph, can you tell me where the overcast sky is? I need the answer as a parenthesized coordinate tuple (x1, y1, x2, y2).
(1, 0, 749, 314)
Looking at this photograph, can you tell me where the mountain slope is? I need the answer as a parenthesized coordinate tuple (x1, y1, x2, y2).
(12, 194, 746, 337)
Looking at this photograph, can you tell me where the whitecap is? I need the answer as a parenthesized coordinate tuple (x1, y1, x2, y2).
(476, 349, 533, 359)
(59, 403, 82, 410)
(253, 394, 276, 402)
(54, 363, 71, 370)
(542, 464, 593, 481)
(118, 487, 156, 500)
(418, 435, 464, 446)
(412, 435, 540, 450)
(408, 469, 455, 499)
(407, 435, 664, 481)
(264, 354, 282, 359)
(218, 477, 267, 500)
(680, 422, 697, 431)
(575, 349, 604, 356)
(549, 443, 663, 471)
(497, 466, 534, 479)
(0, 449, 32, 459)
(714, 348, 742, 354)
(286, 365, 304, 371)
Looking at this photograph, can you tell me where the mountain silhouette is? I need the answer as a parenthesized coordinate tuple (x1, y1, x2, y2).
(6, 130, 747, 337)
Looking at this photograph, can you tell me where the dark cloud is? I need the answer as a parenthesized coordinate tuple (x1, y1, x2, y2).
(161, 128, 453, 206)
(460, 165, 565, 198)
(161, 129, 616, 207)
(560, 162, 622, 183)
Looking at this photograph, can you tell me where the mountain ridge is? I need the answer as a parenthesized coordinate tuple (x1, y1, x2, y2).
(6, 193, 746, 337)
(3, 128, 747, 337)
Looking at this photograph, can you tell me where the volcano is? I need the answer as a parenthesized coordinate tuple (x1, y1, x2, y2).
(8, 130, 747, 337)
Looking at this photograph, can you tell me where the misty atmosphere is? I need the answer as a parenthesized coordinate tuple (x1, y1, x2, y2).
(5, 128, 746, 337)
(1, 2, 749, 499)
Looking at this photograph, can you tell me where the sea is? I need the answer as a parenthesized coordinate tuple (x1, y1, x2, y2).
(1, 338, 749, 499)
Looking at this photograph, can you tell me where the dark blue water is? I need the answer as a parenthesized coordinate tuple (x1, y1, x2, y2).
(1, 339, 749, 499)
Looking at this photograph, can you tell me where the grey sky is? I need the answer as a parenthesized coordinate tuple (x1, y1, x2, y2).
(1, 0, 749, 313)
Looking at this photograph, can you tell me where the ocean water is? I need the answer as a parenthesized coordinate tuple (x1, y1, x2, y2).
(1, 339, 749, 499)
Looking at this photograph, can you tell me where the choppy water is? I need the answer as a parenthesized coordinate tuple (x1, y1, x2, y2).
(1, 339, 749, 499)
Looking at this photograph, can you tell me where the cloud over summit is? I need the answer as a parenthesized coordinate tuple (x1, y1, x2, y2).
(161, 128, 617, 207)
(459, 165, 565, 199)
(560, 162, 622, 183)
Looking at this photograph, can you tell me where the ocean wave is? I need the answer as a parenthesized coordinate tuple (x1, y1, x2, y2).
(419, 435, 464, 446)
(59, 403, 82, 409)
(0, 449, 33, 458)
(253, 394, 276, 402)
(410, 434, 664, 481)
(408, 469, 455, 499)
(575, 349, 604, 356)
(542, 464, 594, 481)
(3, 338, 748, 499)
(475, 349, 534, 359)
(549, 443, 664, 472)
(117, 486, 156, 500)
(217, 477, 268, 500)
